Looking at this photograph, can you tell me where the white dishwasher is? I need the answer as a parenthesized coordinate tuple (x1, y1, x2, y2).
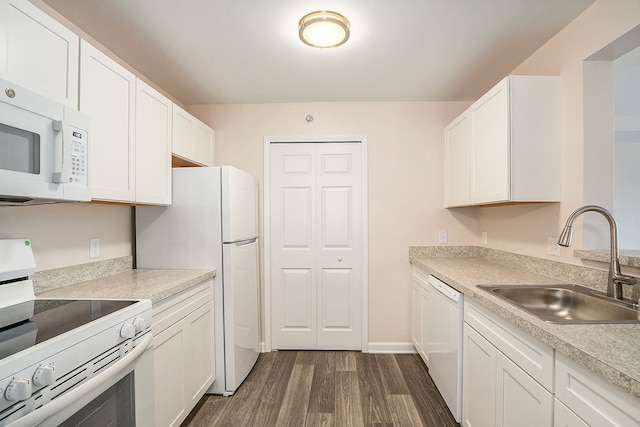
(427, 274, 464, 423)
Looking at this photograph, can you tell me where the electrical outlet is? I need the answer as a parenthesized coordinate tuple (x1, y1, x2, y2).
(547, 237, 560, 256)
(90, 238, 101, 258)
(482, 231, 488, 245)
(438, 230, 448, 244)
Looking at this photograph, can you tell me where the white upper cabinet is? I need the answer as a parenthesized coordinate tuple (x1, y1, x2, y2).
(193, 119, 214, 166)
(0, 0, 79, 107)
(445, 113, 472, 207)
(80, 40, 136, 202)
(173, 104, 215, 166)
(172, 104, 193, 161)
(136, 79, 172, 205)
(445, 75, 561, 207)
(470, 78, 511, 204)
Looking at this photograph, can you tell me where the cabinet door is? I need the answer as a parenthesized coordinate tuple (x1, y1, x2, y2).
(193, 120, 214, 166)
(172, 104, 214, 166)
(185, 300, 215, 408)
(471, 77, 510, 204)
(411, 282, 429, 366)
(136, 79, 172, 205)
(496, 352, 553, 427)
(0, 0, 79, 107)
(411, 283, 421, 351)
(153, 322, 187, 427)
(463, 324, 497, 427)
(80, 40, 136, 202)
(554, 398, 589, 427)
(445, 112, 471, 207)
(172, 104, 194, 160)
(555, 353, 640, 427)
(418, 286, 429, 365)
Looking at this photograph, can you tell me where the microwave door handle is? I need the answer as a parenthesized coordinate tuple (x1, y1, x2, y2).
(52, 120, 71, 183)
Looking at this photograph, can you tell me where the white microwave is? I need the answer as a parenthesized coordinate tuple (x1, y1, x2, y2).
(0, 78, 90, 206)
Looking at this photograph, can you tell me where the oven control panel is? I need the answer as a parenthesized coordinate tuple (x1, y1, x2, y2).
(0, 301, 152, 426)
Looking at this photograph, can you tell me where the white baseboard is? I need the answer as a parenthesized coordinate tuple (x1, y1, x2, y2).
(366, 342, 417, 354)
(259, 342, 417, 354)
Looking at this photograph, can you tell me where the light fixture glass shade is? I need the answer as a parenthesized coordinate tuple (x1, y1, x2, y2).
(299, 11, 350, 48)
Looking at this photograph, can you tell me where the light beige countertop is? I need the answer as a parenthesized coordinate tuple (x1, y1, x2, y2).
(36, 268, 216, 304)
(410, 252, 640, 400)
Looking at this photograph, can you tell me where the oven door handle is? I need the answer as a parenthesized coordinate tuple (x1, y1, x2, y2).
(7, 333, 153, 427)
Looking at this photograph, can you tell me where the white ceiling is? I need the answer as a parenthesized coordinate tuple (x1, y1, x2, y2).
(41, 0, 596, 105)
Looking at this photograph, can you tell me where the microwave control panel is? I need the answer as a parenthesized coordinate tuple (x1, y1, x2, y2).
(68, 126, 88, 187)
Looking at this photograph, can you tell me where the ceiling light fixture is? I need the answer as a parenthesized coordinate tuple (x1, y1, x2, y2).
(298, 11, 350, 48)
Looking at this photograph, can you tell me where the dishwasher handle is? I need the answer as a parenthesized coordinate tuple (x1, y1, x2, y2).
(428, 275, 461, 302)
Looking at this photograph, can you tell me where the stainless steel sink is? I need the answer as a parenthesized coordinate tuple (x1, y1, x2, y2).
(478, 284, 640, 324)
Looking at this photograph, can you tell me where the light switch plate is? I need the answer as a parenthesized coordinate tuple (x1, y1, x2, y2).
(438, 230, 448, 244)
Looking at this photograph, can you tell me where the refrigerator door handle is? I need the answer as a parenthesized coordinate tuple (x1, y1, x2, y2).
(231, 238, 257, 246)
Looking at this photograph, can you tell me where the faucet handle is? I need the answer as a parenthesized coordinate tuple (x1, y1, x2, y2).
(613, 274, 637, 286)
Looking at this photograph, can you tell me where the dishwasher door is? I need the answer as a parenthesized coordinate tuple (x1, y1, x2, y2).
(427, 275, 464, 423)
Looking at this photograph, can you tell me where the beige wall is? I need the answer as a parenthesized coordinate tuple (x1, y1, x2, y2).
(476, 0, 640, 265)
(189, 0, 640, 345)
(6, 0, 637, 346)
(188, 102, 477, 344)
(0, 203, 132, 271)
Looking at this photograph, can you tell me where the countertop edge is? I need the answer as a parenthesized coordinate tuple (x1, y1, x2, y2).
(410, 255, 640, 400)
(36, 268, 217, 304)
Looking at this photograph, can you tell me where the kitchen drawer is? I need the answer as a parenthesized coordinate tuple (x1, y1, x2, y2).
(555, 352, 640, 427)
(152, 279, 213, 334)
(412, 265, 430, 289)
(464, 299, 554, 391)
(554, 398, 589, 427)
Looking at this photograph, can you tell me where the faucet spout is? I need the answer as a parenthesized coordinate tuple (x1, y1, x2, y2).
(558, 205, 636, 300)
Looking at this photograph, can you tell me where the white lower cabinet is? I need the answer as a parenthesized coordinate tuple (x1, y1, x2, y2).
(463, 324, 553, 427)
(554, 398, 589, 427)
(461, 298, 640, 427)
(496, 350, 553, 426)
(463, 299, 553, 427)
(153, 318, 187, 426)
(411, 266, 430, 366)
(152, 280, 215, 427)
(462, 323, 497, 426)
(555, 352, 640, 427)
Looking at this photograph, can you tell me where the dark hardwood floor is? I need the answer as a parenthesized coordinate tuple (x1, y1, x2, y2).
(181, 351, 459, 426)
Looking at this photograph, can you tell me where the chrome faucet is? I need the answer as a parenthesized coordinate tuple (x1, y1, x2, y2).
(558, 205, 636, 300)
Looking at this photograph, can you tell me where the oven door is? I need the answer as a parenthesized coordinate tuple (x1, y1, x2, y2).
(7, 334, 154, 427)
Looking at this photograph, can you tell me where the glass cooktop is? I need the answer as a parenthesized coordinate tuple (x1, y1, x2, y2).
(0, 299, 136, 360)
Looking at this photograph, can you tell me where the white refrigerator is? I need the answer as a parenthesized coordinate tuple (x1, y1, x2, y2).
(135, 166, 260, 395)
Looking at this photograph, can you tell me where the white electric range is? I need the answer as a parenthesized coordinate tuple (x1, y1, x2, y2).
(0, 239, 154, 427)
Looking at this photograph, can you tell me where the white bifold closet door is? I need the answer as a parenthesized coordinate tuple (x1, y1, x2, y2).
(270, 142, 363, 350)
